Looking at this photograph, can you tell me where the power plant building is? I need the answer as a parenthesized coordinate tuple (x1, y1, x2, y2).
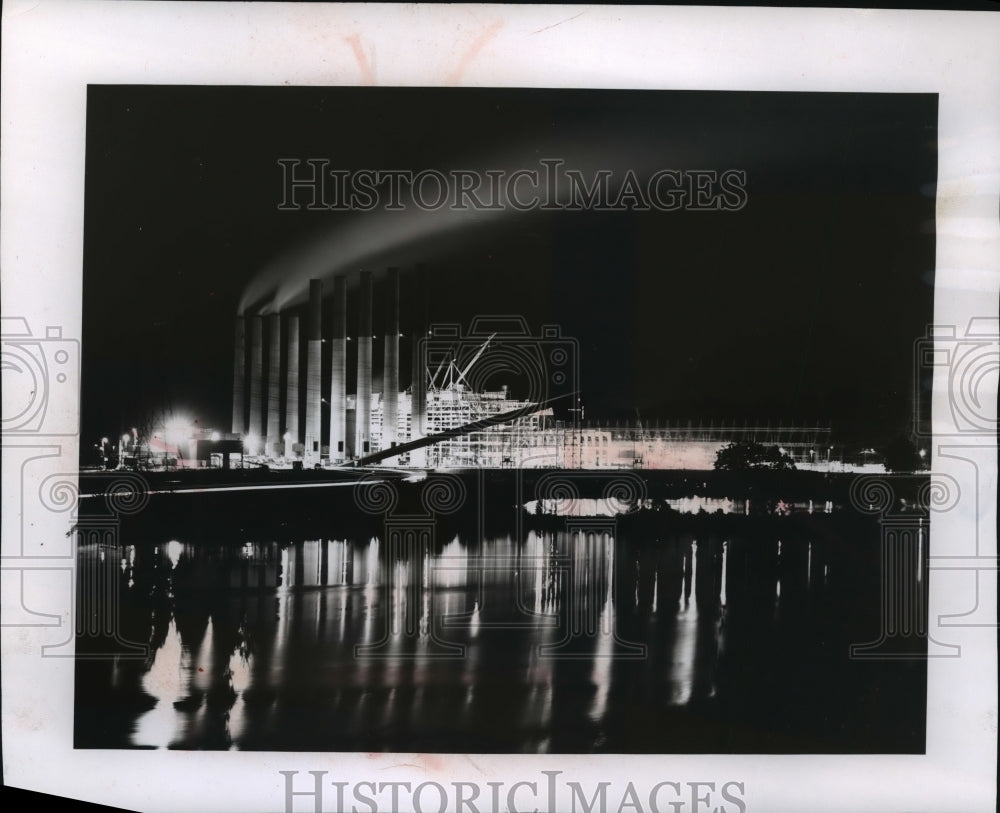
(228, 272, 831, 470)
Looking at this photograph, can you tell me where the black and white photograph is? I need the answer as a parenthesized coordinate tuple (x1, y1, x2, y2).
(73, 85, 936, 758)
(2, 4, 997, 813)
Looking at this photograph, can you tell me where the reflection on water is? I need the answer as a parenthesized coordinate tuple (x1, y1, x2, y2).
(528, 496, 742, 516)
(75, 512, 926, 753)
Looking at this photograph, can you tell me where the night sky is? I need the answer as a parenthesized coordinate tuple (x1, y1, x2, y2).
(81, 86, 936, 448)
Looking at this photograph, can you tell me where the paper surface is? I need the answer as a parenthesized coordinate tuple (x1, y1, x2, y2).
(1, 3, 997, 812)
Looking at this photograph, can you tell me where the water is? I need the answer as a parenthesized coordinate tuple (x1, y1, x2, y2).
(74, 504, 927, 753)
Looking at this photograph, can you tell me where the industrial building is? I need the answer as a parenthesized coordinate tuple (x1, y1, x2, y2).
(229, 271, 832, 470)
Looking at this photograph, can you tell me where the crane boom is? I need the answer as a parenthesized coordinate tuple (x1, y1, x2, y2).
(455, 333, 496, 388)
(428, 353, 449, 391)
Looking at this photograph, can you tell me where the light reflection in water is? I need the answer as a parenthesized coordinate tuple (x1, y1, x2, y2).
(776, 540, 782, 599)
(669, 541, 699, 706)
(667, 496, 738, 514)
(132, 617, 183, 748)
(525, 531, 544, 616)
(588, 533, 615, 724)
(529, 496, 740, 516)
(271, 546, 291, 687)
(192, 617, 213, 695)
(165, 540, 183, 569)
(469, 601, 481, 638)
(226, 647, 252, 750)
(86, 513, 904, 754)
(721, 541, 728, 606)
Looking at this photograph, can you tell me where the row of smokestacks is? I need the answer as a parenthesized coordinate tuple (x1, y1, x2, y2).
(231, 269, 414, 462)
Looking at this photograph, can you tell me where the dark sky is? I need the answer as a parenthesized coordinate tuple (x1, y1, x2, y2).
(81, 86, 936, 447)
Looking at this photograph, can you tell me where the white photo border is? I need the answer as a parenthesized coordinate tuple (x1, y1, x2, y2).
(2, 2, 997, 812)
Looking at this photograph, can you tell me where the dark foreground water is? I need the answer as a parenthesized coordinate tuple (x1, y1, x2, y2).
(74, 479, 927, 753)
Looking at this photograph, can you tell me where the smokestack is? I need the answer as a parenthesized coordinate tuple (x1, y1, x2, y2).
(249, 316, 263, 439)
(329, 276, 347, 461)
(356, 271, 373, 457)
(266, 313, 281, 454)
(382, 267, 400, 454)
(231, 316, 246, 434)
(305, 279, 323, 463)
(410, 265, 427, 466)
(286, 314, 300, 447)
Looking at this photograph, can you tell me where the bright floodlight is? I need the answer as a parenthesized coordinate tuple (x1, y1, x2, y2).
(101, 437, 108, 444)
(122, 434, 131, 444)
(164, 416, 193, 445)
(211, 431, 221, 442)
(245, 433, 259, 452)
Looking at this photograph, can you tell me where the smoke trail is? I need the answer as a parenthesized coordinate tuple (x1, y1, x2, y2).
(238, 204, 503, 315)
(236, 125, 706, 314)
(236, 111, 821, 315)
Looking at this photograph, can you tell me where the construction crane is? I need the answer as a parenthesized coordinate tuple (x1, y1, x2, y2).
(350, 391, 575, 467)
(428, 334, 497, 392)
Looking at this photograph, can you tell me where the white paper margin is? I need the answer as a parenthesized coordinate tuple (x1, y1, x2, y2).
(2, 2, 997, 812)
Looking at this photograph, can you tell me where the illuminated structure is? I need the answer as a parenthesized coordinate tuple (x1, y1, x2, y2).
(229, 272, 833, 470)
(354, 389, 829, 470)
